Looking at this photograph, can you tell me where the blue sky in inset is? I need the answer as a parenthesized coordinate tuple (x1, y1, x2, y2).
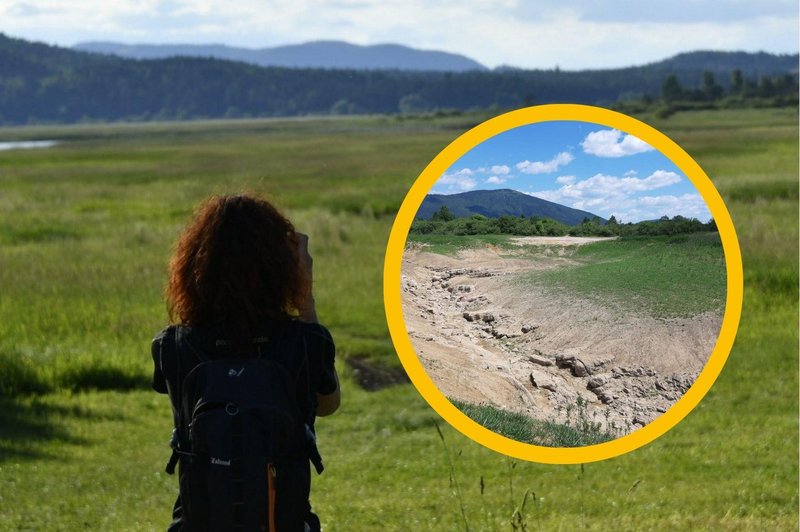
(431, 121, 711, 223)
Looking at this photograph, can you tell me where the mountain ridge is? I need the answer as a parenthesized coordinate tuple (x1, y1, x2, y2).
(73, 40, 488, 72)
(417, 189, 606, 226)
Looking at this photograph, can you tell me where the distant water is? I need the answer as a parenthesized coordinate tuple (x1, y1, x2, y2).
(0, 140, 59, 151)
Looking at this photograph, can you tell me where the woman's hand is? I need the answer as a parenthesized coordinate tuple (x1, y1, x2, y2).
(296, 232, 318, 322)
(296, 232, 313, 282)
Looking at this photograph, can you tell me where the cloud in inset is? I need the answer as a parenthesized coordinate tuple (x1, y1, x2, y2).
(490, 164, 511, 175)
(555, 175, 576, 185)
(516, 151, 574, 174)
(527, 169, 695, 221)
(486, 175, 506, 184)
(618, 193, 712, 222)
(437, 168, 477, 192)
(533, 170, 680, 202)
(581, 129, 654, 158)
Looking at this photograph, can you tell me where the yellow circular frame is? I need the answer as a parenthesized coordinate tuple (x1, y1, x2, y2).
(383, 104, 743, 464)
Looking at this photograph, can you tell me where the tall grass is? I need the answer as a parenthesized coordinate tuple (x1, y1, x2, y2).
(452, 398, 620, 447)
(0, 116, 468, 393)
(0, 108, 796, 530)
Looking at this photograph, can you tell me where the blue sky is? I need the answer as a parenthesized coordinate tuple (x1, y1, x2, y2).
(431, 121, 712, 223)
(0, 1, 796, 69)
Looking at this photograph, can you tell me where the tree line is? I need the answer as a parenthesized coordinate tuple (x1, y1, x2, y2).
(616, 68, 798, 117)
(0, 33, 796, 125)
(411, 206, 716, 238)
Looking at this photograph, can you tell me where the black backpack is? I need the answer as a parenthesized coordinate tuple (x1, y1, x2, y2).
(165, 328, 324, 532)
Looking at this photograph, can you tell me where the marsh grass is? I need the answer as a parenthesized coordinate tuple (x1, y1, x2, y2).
(0, 109, 796, 530)
(0, 116, 466, 394)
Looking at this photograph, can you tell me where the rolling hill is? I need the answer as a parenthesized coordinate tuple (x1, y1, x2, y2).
(73, 40, 488, 72)
(417, 189, 606, 226)
(0, 33, 796, 125)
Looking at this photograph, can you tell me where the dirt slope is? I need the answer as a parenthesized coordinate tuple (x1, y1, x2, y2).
(401, 237, 723, 438)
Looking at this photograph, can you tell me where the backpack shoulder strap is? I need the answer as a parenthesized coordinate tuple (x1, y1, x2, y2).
(298, 325, 324, 474)
(165, 325, 209, 475)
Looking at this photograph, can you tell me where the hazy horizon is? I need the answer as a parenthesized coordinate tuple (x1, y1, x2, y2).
(1, 1, 796, 70)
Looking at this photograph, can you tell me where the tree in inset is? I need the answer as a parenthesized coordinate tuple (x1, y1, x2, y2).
(431, 205, 455, 222)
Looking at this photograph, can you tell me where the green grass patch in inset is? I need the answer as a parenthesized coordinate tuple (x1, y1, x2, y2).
(452, 398, 619, 448)
(406, 233, 513, 256)
(525, 233, 726, 318)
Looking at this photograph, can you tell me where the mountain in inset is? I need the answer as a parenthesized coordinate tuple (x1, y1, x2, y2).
(73, 40, 488, 72)
(417, 189, 606, 226)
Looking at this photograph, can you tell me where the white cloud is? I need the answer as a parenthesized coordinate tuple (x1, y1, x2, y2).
(534, 170, 681, 202)
(555, 175, 576, 185)
(490, 164, 510, 175)
(516, 151, 574, 175)
(437, 168, 477, 192)
(0, 2, 795, 69)
(581, 129, 654, 158)
(615, 193, 712, 222)
(527, 169, 696, 221)
(7, 3, 40, 17)
(486, 175, 506, 184)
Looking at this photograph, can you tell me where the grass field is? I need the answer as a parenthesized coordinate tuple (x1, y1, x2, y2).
(407, 233, 518, 256)
(0, 107, 797, 530)
(530, 232, 726, 318)
(409, 231, 727, 318)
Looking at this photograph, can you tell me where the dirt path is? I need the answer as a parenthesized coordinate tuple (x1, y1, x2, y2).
(401, 239, 722, 437)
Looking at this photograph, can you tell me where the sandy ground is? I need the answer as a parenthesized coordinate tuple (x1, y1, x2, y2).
(401, 238, 723, 437)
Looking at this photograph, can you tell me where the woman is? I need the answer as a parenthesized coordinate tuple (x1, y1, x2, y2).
(151, 194, 340, 531)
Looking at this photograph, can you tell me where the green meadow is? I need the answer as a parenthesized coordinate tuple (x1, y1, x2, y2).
(0, 108, 797, 530)
(531, 233, 726, 318)
(409, 231, 727, 319)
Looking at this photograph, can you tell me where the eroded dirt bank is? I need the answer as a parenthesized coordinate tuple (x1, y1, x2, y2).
(401, 238, 722, 437)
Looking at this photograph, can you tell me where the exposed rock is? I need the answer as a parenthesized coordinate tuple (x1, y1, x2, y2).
(572, 360, 588, 377)
(492, 326, 520, 339)
(529, 370, 559, 392)
(404, 252, 712, 442)
(554, 353, 591, 377)
(597, 391, 614, 404)
(587, 376, 606, 390)
(555, 353, 575, 369)
(528, 354, 553, 367)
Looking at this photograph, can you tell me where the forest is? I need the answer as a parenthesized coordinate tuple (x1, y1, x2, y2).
(411, 206, 718, 238)
(0, 33, 797, 124)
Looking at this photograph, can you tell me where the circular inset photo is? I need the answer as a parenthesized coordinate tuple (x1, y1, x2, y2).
(384, 105, 742, 463)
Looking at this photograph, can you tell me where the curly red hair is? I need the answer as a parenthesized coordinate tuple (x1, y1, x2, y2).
(165, 194, 309, 338)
